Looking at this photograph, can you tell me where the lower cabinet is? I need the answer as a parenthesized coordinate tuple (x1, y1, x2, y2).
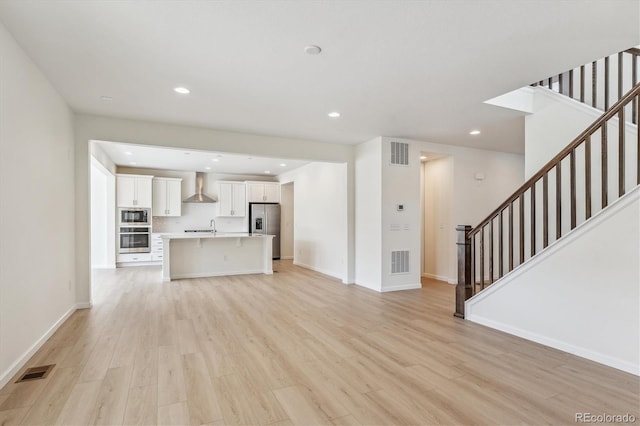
(151, 233, 164, 262)
(117, 253, 153, 263)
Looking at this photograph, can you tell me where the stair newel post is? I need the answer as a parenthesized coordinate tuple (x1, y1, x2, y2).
(454, 225, 472, 319)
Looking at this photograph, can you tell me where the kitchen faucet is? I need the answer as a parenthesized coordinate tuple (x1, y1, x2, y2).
(210, 218, 217, 233)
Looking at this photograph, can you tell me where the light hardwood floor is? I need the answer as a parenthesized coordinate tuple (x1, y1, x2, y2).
(1, 261, 638, 425)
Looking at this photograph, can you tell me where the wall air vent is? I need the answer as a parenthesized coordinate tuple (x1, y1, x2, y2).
(391, 250, 410, 274)
(390, 141, 409, 166)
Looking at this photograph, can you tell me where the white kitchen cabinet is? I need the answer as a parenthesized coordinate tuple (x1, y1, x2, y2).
(117, 174, 153, 207)
(152, 177, 182, 216)
(247, 182, 280, 203)
(151, 233, 164, 262)
(218, 182, 246, 217)
(117, 253, 153, 263)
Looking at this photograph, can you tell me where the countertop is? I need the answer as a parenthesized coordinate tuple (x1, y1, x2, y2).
(160, 232, 273, 240)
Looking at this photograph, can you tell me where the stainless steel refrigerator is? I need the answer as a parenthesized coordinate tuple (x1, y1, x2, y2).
(250, 203, 280, 259)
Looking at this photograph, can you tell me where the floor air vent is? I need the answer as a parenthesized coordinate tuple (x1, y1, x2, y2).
(15, 364, 55, 383)
(391, 250, 410, 274)
(390, 141, 409, 166)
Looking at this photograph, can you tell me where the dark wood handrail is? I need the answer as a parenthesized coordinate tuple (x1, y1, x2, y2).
(469, 82, 640, 237)
(625, 47, 640, 56)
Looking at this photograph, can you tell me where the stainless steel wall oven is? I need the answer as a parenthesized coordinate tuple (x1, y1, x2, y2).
(119, 226, 151, 253)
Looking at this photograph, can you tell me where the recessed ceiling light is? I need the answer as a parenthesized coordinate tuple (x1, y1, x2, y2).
(204, 166, 211, 170)
(264, 170, 271, 174)
(100, 96, 113, 101)
(174, 87, 190, 94)
(304, 45, 322, 55)
(279, 163, 287, 167)
(124, 151, 133, 156)
(470, 130, 481, 135)
(328, 111, 341, 118)
(211, 158, 219, 162)
(420, 155, 427, 160)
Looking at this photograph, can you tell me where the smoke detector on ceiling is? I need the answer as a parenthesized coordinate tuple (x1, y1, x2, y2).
(304, 45, 322, 55)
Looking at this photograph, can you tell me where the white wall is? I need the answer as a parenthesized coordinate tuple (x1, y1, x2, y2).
(0, 23, 76, 387)
(354, 138, 383, 291)
(90, 159, 110, 268)
(279, 162, 349, 282)
(380, 139, 422, 291)
(280, 182, 294, 259)
(90, 141, 116, 175)
(467, 187, 640, 375)
(422, 157, 453, 282)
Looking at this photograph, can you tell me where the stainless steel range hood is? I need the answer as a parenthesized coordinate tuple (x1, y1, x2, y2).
(183, 172, 217, 203)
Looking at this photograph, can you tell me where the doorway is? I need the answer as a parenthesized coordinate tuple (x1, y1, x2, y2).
(420, 153, 454, 283)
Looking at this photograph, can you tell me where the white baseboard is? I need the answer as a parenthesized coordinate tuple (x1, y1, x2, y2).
(166, 269, 268, 281)
(117, 261, 160, 268)
(0, 304, 78, 389)
(380, 283, 422, 292)
(91, 264, 115, 269)
(76, 302, 93, 309)
(280, 256, 293, 260)
(353, 281, 381, 292)
(467, 314, 639, 376)
(293, 260, 343, 282)
(421, 272, 452, 283)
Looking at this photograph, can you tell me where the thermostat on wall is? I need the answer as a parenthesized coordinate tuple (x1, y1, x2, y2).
(397, 204, 404, 212)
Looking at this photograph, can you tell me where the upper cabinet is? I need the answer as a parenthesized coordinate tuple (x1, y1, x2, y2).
(153, 177, 182, 216)
(116, 174, 153, 208)
(247, 182, 280, 203)
(218, 182, 246, 217)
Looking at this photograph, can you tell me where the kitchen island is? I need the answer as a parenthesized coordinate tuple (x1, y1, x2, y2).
(160, 233, 274, 282)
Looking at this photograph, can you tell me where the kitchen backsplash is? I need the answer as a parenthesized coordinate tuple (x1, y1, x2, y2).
(152, 202, 248, 233)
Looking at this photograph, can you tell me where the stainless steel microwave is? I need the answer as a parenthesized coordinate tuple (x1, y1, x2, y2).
(119, 208, 150, 226)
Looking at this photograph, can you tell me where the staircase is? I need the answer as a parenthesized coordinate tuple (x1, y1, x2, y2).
(532, 48, 639, 122)
(455, 50, 640, 319)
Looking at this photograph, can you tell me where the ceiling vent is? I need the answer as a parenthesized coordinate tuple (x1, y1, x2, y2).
(391, 250, 410, 274)
(390, 141, 409, 166)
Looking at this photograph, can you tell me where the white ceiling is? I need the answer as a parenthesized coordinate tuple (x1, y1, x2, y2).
(1, 1, 638, 154)
(94, 140, 309, 176)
